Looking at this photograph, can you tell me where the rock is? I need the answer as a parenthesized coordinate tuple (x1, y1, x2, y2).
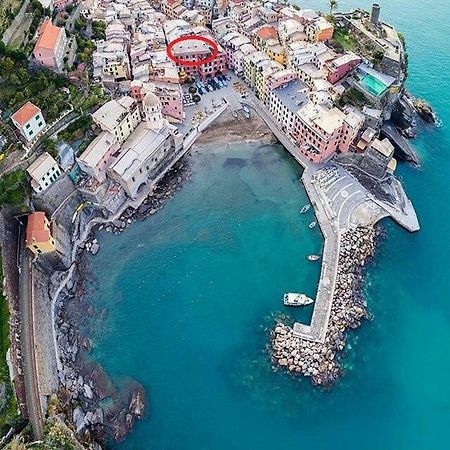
(83, 383, 94, 400)
(73, 407, 86, 433)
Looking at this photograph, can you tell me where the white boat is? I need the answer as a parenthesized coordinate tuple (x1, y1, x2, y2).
(309, 221, 316, 229)
(232, 110, 238, 118)
(300, 204, 310, 213)
(244, 110, 250, 119)
(307, 255, 320, 261)
(283, 293, 314, 307)
(243, 105, 250, 113)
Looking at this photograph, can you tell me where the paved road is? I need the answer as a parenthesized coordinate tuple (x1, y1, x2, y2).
(18, 228, 44, 440)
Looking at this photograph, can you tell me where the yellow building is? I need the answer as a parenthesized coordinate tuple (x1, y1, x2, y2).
(267, 44, 286, 65)
(26, 212, 55, 255)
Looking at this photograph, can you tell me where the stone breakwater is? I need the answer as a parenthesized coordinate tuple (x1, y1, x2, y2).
(271, 226, 377, 386)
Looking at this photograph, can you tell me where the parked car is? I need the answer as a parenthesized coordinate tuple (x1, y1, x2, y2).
(214, 77, 224, 88)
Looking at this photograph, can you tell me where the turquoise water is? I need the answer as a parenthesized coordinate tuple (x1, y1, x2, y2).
(84, 2, 450, 449)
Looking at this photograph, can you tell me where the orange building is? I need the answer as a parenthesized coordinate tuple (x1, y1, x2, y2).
(26, 212, 56, 255)
(33, 19, 68, 72)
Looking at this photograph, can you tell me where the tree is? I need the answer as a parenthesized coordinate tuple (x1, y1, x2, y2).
(329, 0, 338, 15)
(372, 49, 384, 65)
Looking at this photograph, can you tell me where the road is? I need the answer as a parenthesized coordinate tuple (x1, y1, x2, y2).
(18, 225, 44, 440)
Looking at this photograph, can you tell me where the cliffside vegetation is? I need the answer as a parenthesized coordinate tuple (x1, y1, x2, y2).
(0, 251, 20, 432)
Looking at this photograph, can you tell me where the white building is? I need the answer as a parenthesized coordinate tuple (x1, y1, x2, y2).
(11, 102, 46, 142)
(108, 93, 176, 198)
(92, 96, 141, 144)
(26, 152, 61, 193)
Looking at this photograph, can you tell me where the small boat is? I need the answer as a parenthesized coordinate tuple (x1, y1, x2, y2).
(244, 110, 250, 119)
(232, 110, 238, 118)
(309, 221, 316, 229)
(300, 204, 310, 213)
(283, 293, 314, 307)
(307, 255, 320, 261)
(243, 105, 250, 113)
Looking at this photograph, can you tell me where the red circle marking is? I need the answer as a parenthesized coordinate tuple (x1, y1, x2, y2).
(166, 35, 219, 67)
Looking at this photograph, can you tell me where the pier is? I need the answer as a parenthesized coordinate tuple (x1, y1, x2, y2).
(243, 95, 419, 343)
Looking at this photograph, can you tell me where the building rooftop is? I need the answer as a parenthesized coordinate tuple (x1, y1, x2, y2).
(255, 25, 278, 40)
(298, 103, 346, 135)
(12, 102, 41, 126)
(78, 131, 117, 167)
(26, 211, 51, 246)
(110, 123, 171, 181)
(272, 79, 309, 114)
(35, 19, 62, 51)
(92, 97, 136, 130)
(27, 152, 58, 180)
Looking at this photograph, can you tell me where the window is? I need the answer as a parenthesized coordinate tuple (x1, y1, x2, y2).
(26, 124, 31, 129)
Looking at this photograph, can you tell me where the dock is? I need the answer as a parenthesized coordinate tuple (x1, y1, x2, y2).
(242, 94, 419, 343)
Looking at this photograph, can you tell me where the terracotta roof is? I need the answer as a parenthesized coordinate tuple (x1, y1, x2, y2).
(26, 212, 51, 246)
(255, 26, 278, 40)
(34, 19, 62, 51)
(11, 102, 41, 126)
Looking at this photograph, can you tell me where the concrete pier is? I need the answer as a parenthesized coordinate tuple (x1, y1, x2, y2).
(243, 95, 419, 343)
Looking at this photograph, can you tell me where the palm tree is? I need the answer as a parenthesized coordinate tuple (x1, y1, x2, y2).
(329, 0, 338, 15)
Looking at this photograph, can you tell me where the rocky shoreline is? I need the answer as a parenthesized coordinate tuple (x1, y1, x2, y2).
(271, 226, 378, 386)
(51, 158, 193, 446)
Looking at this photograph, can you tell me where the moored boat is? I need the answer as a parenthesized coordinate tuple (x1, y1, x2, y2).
(283, 293, 314, 307)
(307, 255, 320, 261)
(309, 221, 316, 229)
(300, 204, 310, 213)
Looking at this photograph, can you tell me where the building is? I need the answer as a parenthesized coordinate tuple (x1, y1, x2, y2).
(26, 211, 55, 255)
(268, 79, 309, 136)
(326, 53, 361, 84)
(92, 97, 141, 144)
(292, 103, 363, 162)
(77, 132, 119, 182)
(26, 152, 61, 193)
(108, 93, 176, 198)
(11, 102, 46, 142)
(33, 19, 68, 72)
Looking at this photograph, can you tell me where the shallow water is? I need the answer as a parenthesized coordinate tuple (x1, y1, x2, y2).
(84, 1, 450, 448)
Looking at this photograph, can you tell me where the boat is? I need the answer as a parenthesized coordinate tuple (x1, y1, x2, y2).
(232, 110, 238, 118)
(283, 293, 314, 307)
(307, 255, 320, 261)
(244, 110, 250, 119)
(309, 221, 316, 229)
(243, 105, 250, 113)
(300, 204, 310, 213)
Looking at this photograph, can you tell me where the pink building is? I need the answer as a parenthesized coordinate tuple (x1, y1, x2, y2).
(77, 132, 119, 182)
(130, 80, 184, 123)
(33, 19, 68, 72)
(292, 103, 363, 162)
(326, 53, 361, 85)
(171, 38, 227, 79)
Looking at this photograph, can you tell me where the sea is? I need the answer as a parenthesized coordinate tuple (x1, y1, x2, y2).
(82, 1, 450, 449)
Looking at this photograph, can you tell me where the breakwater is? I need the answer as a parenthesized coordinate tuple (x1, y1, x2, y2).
(271, 226, 377, 385)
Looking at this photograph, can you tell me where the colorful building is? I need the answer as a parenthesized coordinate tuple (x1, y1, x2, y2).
(326, 53, 361, 84)
(77, 132, 119, 182)
(11, 102, 46, 142)
(33, 19, 68, 72)
(26, 212, 55, 256)
(292, 103, 363, 162)
(92, 97, 141, 144)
